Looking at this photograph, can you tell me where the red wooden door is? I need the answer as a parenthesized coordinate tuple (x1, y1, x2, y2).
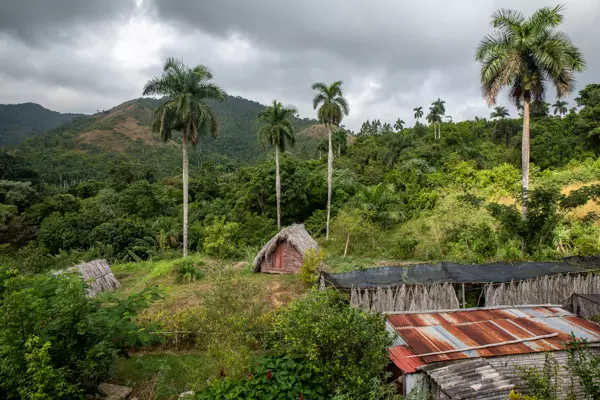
(274, 244, 284, 270)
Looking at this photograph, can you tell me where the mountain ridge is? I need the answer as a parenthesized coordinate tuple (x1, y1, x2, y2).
(0, 102, 84, 147)
(3, 96, 324, 160)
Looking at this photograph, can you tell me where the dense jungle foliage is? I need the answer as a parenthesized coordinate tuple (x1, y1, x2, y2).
(1, 84, 600, 271)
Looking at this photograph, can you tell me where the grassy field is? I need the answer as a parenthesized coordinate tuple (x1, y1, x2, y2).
(107, 254, 308, 399)
(105, 251, 416, 399)
(113, 351, 216, 399)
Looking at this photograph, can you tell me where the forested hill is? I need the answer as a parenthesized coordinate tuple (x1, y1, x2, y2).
(4, 95, 319, 159)
(202, 95, 319, 159)
(0, 102, 83, 147)
(9, 95, 321, 185)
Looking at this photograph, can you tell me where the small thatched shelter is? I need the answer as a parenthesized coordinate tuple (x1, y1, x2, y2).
(57, 259, 120, 297)
(253, 224, 319, 274)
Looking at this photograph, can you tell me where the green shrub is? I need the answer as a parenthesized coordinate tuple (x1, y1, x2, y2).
(196, 355, 328, 400)
(305, 209, 327, 237)
(390, 237, 418, 259)
(0, 268, 161, 399)
(200, 269, 270, 377)
(566, 337, 600, 398)
(203, 217, 241, 259)
(299, 248, 325, 284)
(174, 259, 205, 284)
(518, 353, 560, 400)
(269, 289, 392, 398)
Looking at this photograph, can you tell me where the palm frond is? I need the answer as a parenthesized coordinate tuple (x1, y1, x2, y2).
(164, 57, 186, 74)
(491, 8, 525, 31)
(528, 5, 564, 31)
(196, 83, 227, 101)
(329, 81, 344, 97)
(191, 64, 214, 80)
(311, 82, 329, 93)
(334, 96, 350, 116)
(312, 94, 327, 110)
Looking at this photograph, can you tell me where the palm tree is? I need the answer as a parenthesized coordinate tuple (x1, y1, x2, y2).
(312, 81, 349, 240)
(317, 139, 328, 160)
(553, 100, 568, 117)
(490, 106, 509, 119)
(394, 118, 405, 132)
(433, 98, 446, 114)
(143, 58, 226, 257)
(475, 5, 585, 232)
(413, 106, 424, 122)
(332, 129, 348, 157)
(491, 106, 511, 145)
(531, 100, 550, 118)
(431, 99, 446, 138)
(353, 183, 402, 229)
(426, 107, 442, 139)
(258, 100, 297, 230)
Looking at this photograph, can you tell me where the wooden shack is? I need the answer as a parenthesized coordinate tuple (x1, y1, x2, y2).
(253, 224, 319, 274)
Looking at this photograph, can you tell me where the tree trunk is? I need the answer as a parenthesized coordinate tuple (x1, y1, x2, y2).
(325, 124, 333, 240)
(521, 99, 531, 257)
(338, 143, 341, 157)
(275, 145, 281, 230)
(182, 134, 189, 257)
(343, 232, 350, 259)
(319, 150, 321, 160)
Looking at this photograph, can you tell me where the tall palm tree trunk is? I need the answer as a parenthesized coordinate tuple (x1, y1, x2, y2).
(326, 124, 333, 240)
(521, 99, 531, 256)
(275, 145, 281, 230)
(182, 134, 189, 257)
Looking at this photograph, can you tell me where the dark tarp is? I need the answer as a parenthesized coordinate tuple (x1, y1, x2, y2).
(322, 256, 600, 289)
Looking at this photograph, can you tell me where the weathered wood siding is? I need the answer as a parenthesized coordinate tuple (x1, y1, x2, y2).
(487, 350, 600, 399)
(260, 242, 303, 274)
(410, 350, 600, 399)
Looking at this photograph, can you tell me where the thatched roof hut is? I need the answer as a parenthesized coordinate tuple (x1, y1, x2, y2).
(253, 224, 319, 274)
(57, 259, 120, 297)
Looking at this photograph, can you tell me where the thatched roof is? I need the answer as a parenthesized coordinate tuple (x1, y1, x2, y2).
(57, 259, 120, 297)
(253, 224, 319, 272)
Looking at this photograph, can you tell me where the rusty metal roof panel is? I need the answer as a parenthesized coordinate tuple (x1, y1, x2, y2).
(389, 345, 425, 373)
(388, 307, 573, 328)
(387, 306, 600, 372)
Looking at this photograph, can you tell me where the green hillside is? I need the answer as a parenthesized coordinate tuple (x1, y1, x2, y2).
(0, 102, 83, 147)
(9, 95, 320, 185)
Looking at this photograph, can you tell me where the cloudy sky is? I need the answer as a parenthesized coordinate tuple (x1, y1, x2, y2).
(0, 0, 598, 130)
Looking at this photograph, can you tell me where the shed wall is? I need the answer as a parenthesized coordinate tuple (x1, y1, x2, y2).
(487, 350, 600, 399)
(407, 350, 600, 399)
(260, 242, 303, 274)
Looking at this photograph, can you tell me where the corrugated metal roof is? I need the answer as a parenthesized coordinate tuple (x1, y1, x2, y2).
(388, 306, 600, 374)
(389, 346, 426, 373)
(422, 359, 515, 399)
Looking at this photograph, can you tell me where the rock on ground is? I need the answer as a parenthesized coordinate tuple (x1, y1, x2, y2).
(98, 383, 133, 400)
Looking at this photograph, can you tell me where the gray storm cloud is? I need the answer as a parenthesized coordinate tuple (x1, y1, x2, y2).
(0, 0, 598, 129)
